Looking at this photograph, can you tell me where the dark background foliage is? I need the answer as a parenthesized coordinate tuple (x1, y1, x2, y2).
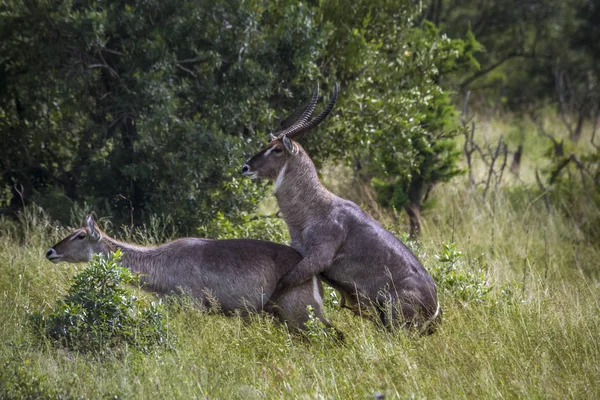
(0, 0, 597, 235)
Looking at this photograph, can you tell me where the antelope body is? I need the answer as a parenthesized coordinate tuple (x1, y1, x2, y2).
(46, 217, 336, 332)
(242, 85, 441, 333)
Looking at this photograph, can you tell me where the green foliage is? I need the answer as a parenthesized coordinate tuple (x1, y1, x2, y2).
(0, 0, 327, 231)
(197, 211, 289, 242)
(430, 0, 600, 116)
(310, 2, 477, 231)
(0, 363, 58, 399)
(0, 0, 476, 234)
(432, 242, 493, 305)
(0, 183, 11, 209)
(323, 285, 342, 310)
(32, 251, 170, 353)
(303, 305, 340, 345)
(0, 348, 73, 399)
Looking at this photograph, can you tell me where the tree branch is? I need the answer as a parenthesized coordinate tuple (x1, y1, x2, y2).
(176, 63, 197, 78)
(460, 52, 523, 88)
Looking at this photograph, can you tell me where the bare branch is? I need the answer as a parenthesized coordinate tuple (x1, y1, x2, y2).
(460, 52, 523, 88)
(496, 143, 508, 190)
(177, 56, 211, 64)
(461, 92, 478, 189)
(592, 102, 600, 150)
(102, 48, 126, 56)
(554, 69, 576, 138)
(461, 91, 471, 125)
(534, 169, 552, 212)
(97, 51, 120, 80)
(530, 112, 564, 157)
(176, 63, 197, 78)
(510, 144, 523, 177)
(14, 183, 25, 210)
(482, 135, 504, 199)
(549, 157, 572, 185)
(118, 194, 134, 228)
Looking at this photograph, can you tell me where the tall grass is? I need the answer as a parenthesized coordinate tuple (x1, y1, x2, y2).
(1, 116, 599, 398)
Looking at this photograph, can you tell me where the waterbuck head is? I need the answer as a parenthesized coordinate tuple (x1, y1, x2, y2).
(46, 216, 104, 263)
(241, 84, 338, 182)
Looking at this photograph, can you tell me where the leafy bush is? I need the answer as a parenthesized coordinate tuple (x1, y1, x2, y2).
(0, 0, 473, 237)
(319, 8, 480, 235)
(431, 242, 493, 305)
(0, 0, 323, 231)
(197, 211, 289, 243)
(31, 251, 171, 353)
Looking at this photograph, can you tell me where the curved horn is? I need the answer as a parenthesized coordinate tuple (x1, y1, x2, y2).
(280, 83, 338, 140)
(275, 85, 320, 139)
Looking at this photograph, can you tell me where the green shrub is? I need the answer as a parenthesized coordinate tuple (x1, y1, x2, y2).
(31, 251, 171, 353)
(431, 242, 493, 305)
(197, 211, 289, 243)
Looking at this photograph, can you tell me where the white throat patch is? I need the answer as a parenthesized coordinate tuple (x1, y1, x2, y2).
(274, 162, 287, 193)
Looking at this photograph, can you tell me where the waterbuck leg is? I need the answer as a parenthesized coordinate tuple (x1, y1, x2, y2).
(276, 242, 338, 293)
(269, 276, 343, 340)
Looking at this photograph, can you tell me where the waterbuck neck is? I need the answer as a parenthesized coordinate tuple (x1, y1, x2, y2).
(99, 236, 165, 290)
(275, 150, 332, 228)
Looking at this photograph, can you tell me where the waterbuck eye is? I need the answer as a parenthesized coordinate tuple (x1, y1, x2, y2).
(77, 232, 86, 239)
(272, 147, 283, 153)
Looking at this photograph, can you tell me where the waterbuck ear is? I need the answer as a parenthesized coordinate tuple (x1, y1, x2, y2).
(282, 135, 298, 155)
(86, 216, 101, 241)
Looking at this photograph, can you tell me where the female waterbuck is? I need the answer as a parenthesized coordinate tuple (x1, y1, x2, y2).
(242, 85, 441, 333)
(46, 216, 337, 333)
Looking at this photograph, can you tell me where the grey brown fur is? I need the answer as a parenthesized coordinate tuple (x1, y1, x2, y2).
(46, 217, 336, 333)
(242, 86, 441, 333)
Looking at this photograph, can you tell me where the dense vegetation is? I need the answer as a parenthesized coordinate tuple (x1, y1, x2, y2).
(0, 0, 481, 233)
(0, 0, 598, 398)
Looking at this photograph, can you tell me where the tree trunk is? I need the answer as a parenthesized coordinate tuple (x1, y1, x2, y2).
(405, 203, 422, 238)
(121, 116, 144, 225)
(405, 174, 425, 238)
(570, 111, 585, 143)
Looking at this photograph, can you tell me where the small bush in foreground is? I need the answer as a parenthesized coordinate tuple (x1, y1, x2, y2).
(432, 242, 493, 305)
(31, 251, 171, 353)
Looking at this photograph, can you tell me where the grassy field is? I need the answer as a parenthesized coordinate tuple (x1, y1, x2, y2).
(1, 116, 599, 399)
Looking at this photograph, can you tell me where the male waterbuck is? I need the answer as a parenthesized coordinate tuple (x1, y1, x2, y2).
(46, 216, 337, 334)
(242, 85, 441, 333)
